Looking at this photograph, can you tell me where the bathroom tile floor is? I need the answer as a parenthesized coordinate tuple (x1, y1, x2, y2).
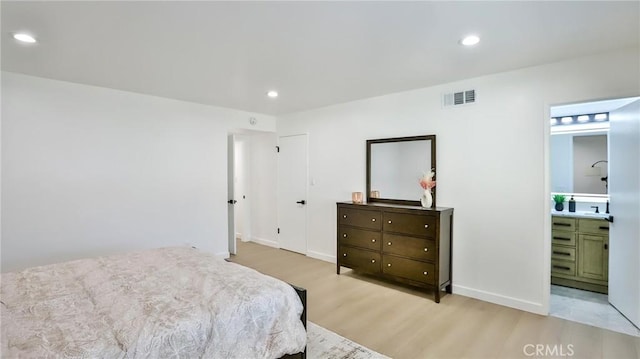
(550, 285, 640, 337)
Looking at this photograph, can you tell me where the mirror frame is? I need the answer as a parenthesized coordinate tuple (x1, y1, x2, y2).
(366, 135, 436, 206)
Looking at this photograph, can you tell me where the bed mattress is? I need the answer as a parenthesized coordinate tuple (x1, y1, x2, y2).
(1, 247, 306, 358)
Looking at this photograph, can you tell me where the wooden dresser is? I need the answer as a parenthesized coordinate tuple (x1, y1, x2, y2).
(336, 202, 454, 303)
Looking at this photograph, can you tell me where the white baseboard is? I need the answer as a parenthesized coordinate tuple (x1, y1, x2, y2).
(215, 251, 230, 259)
(250, 237, 279, 249)
(453, 284, 545, 315)
(306, 250, 336, 264)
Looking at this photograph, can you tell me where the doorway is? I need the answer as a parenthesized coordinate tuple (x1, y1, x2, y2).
(548, 97, 640, 336)
(227, 131, 279, 256)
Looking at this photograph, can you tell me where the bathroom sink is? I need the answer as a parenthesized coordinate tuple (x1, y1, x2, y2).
(574, 211, 608, 218)
(552, 210, 609, 219)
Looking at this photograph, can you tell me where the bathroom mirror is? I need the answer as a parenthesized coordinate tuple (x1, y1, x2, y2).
(551, 130, 608, 196)
(366, 135, 436, 206)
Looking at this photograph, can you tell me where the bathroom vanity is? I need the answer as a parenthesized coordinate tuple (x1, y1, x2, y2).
(551, 213, 609, 294)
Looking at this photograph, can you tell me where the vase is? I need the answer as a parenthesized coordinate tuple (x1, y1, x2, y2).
(421, 190, 433, 208)
(555, 202, 564, 211)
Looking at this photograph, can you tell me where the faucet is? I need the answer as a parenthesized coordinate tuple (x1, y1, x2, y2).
(591, 206, 599, 214)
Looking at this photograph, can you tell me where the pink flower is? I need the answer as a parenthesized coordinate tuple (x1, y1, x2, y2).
(419, 171, 436, 191)
(419, 178, 436, 190)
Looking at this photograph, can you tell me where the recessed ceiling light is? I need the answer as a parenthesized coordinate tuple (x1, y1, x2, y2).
(460, 35, 480, 46)
(266, 90, 278, 98)
(13, 33, 37, 43)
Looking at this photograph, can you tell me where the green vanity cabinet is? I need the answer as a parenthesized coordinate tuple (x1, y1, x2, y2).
(551, 216, 609, 294)
(578, 234, 608, 282)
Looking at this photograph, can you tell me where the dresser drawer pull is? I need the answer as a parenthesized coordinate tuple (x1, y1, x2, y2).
(343, 233, 347, 238)
(343, 214, 347, 219)
(553, 265, 571, 271)
(387, 263, 392, 267)
(553, 251, 571, 256)
(343, 253, 347, 257)
(372, 218, 376, 222)
(599, 226, 609, 231)
(424, 224, 429, 228)
(371, 259, 376, 263)
(424, 248, 429, 252)
(553, 222, 571, 227)
(553, 236, 571, 241)
(387, 242, 392, 246)
(371, 239, 376, 243)
(423, 271, 428, 275)
(388, 220, 392, 224)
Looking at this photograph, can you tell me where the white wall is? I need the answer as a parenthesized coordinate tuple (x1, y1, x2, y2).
(1, 72, 276, 272)
(275, 48, 640, 314)
(233, 135, 252, 240)
(249, 132, 278, 247)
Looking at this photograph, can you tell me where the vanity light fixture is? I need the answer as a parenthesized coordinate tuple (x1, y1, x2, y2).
(13, 32, 37, 43)
(550, 112, 610, 127)
(266, 90, 279, 98)
(460, 35, 480, 46)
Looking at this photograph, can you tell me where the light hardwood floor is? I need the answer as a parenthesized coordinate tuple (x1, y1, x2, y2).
(230, 240, 640, 359)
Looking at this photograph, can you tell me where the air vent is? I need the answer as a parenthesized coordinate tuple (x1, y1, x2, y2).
(443, 89, 476, 107)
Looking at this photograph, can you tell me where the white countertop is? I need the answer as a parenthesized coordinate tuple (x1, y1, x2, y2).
(551, 210, 609, 219)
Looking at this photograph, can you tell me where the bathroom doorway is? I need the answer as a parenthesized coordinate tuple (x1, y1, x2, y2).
(548, 97, 640, 337)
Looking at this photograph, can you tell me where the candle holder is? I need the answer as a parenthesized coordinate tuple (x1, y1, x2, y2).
(352, 192, 363, 204)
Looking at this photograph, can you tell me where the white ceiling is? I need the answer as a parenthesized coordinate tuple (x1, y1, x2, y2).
(2, 1, 639, 115)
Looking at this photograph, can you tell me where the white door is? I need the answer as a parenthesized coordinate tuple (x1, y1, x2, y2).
(227, 134, 237, 255)
(277, 134, 308, 254)
(608, 98, 640, 327)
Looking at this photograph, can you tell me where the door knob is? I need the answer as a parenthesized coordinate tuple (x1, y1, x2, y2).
(296, 200, 306, 205)
(227, 199, 237, 204)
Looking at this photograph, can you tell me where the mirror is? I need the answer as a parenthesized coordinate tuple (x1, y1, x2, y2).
(551, 130, 608, 196)
(367, 135, 436, 206)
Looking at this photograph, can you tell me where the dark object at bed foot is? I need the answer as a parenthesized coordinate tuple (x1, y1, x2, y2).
(280, 284, 307, 359)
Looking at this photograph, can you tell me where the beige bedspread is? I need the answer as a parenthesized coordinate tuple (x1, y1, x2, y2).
(1, 247, 306, 358)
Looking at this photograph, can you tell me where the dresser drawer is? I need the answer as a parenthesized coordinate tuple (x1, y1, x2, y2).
(382, 233, 435, 261)
(382, 256, 434, 284)
(552, 230, 576, 247)
(338, 226, 381, 251)
(339, 207, 381, 230)
(339, 246, 381, 273)
(552, 216, 576, 232)
(382, 212, 435, 238)
(552, 245, 576, 262)
(551, 260, 576, 276)
(578, 218, 609, 235)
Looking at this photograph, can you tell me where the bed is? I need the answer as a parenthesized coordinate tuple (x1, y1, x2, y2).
(1, 247, 307, 358)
